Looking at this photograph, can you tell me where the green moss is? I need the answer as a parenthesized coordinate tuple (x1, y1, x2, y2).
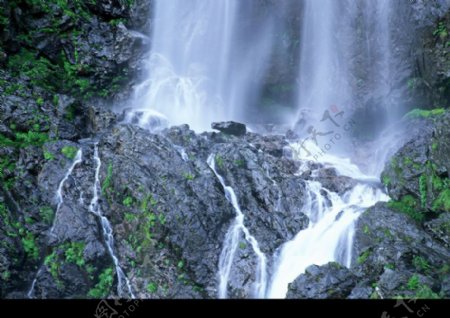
(146, 282, 158, 294)
(384, 263, 395, 270)
(406, 274, 440, 298)
(234, 159, 246, 168)
(183, 172, 195, 181)
(215, 155, 225, 169)
(61, 146, 78, 160)
(43, 150, 55, 161)
(239, 242, 247, 249)
(415, 285, 441, 299)
(404, 108, 446, 120)
(1, 271, 11, 281)
(412, 256, 430, 273)
(122, 196, 134, 207)
(88, 267, 114, 298)
(407, 274, 420, 290)
(357, 249, 371, 264)
(382, 175, 391, 187)
(101, 163, 113, 195)
(419, 174, 428, 209)
(387, 195, 424, 222)
(363, 224, 370, 235)
(22, 232, 39, 261)
(432, 189, 450, 212)
(432, 141, 438, 151)
(44, 251, 60, 281)
(64, 242, 85, 268)
(39, 206, 54, 224)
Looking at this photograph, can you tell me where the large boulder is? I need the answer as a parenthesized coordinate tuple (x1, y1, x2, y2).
(287, 263, 357, 299)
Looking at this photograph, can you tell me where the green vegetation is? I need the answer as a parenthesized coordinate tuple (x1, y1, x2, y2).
(406, 274, 440, 299)
(407, 274, 420, 290)
(382, 175, 391, 187)
(126, 194, 162, 256)
(412, 256, 430, 273)
(357, 249, 371, 264)
(407, 78, 419, 91)
(433, 22, 448, 38)
(43, 150, 55, 161)
(432, 189, 450, 212)
(404, 108, 446, 120)
(183, 172, 195, 181)
(0, 157, 16, 189)
(0, 202, 40, 260)
(239, 242, 247, 249)
(363, 224, 370, 235)
(88, 267, 114, 298)
(387, 195, 424, 222)
(122, 196, 134, 208)
(64, 242, 85, 268)
(384, 263, 395, 270)
(215, 155, 225, 169)
(234, 159, 245, 168)
(146, 282, 158, 294)
(61, 145, 78, 160)
(39, 206, 54, 224)
(419, 174, 428, 209)
(101, 163, 114, 195)
(21, 232, 39, 260)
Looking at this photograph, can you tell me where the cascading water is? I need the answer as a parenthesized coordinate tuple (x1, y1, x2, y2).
(126, 0, 405, 299)
(267, 141, 389, 298)
(28, 149, 83, 298)
(127, 0, 281, 132)
(207, 154, 267, 299)
(90, 144, 135, 298)
(49, 149, 83, 234)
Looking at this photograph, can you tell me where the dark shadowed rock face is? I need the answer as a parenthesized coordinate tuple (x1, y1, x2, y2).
(381, 111, 450, 223)
(212, 122, 247, 137)
(351, 202, 449, 299)
(287, 263, 357, 299)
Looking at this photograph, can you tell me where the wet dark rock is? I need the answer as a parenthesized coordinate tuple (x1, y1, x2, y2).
(351, 202, 449, 298)
(382, 111, 450, 221)
(86, 0, 130, 19)
(287, 263, 357, 299)
(424, 212, 450, 247)
(212, 121, 247, 136)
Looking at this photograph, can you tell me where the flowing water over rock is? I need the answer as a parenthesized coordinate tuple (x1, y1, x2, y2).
(49, 150, 83, 235)
(89, 144, 135, 298)
(207, 154, 267, 299)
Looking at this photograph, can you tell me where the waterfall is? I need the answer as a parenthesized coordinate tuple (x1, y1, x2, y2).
(293, 0, 395, 138)
(127, 0, 280, 132)
(267, 141, 389, 298)
(89, 144, 135, 298)
(49, 149, 83, 234)
(207, 154, 267, 298)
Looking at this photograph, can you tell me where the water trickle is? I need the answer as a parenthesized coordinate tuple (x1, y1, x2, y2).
(27, 268, 42, 299)
(49, 149, 83, 234)
(207, 154, 267, 298)
(90, 144, 135, 298)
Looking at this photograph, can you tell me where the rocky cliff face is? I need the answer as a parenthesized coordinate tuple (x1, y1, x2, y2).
(287, 110, 450, 299)
(0, 1, 449, 299)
